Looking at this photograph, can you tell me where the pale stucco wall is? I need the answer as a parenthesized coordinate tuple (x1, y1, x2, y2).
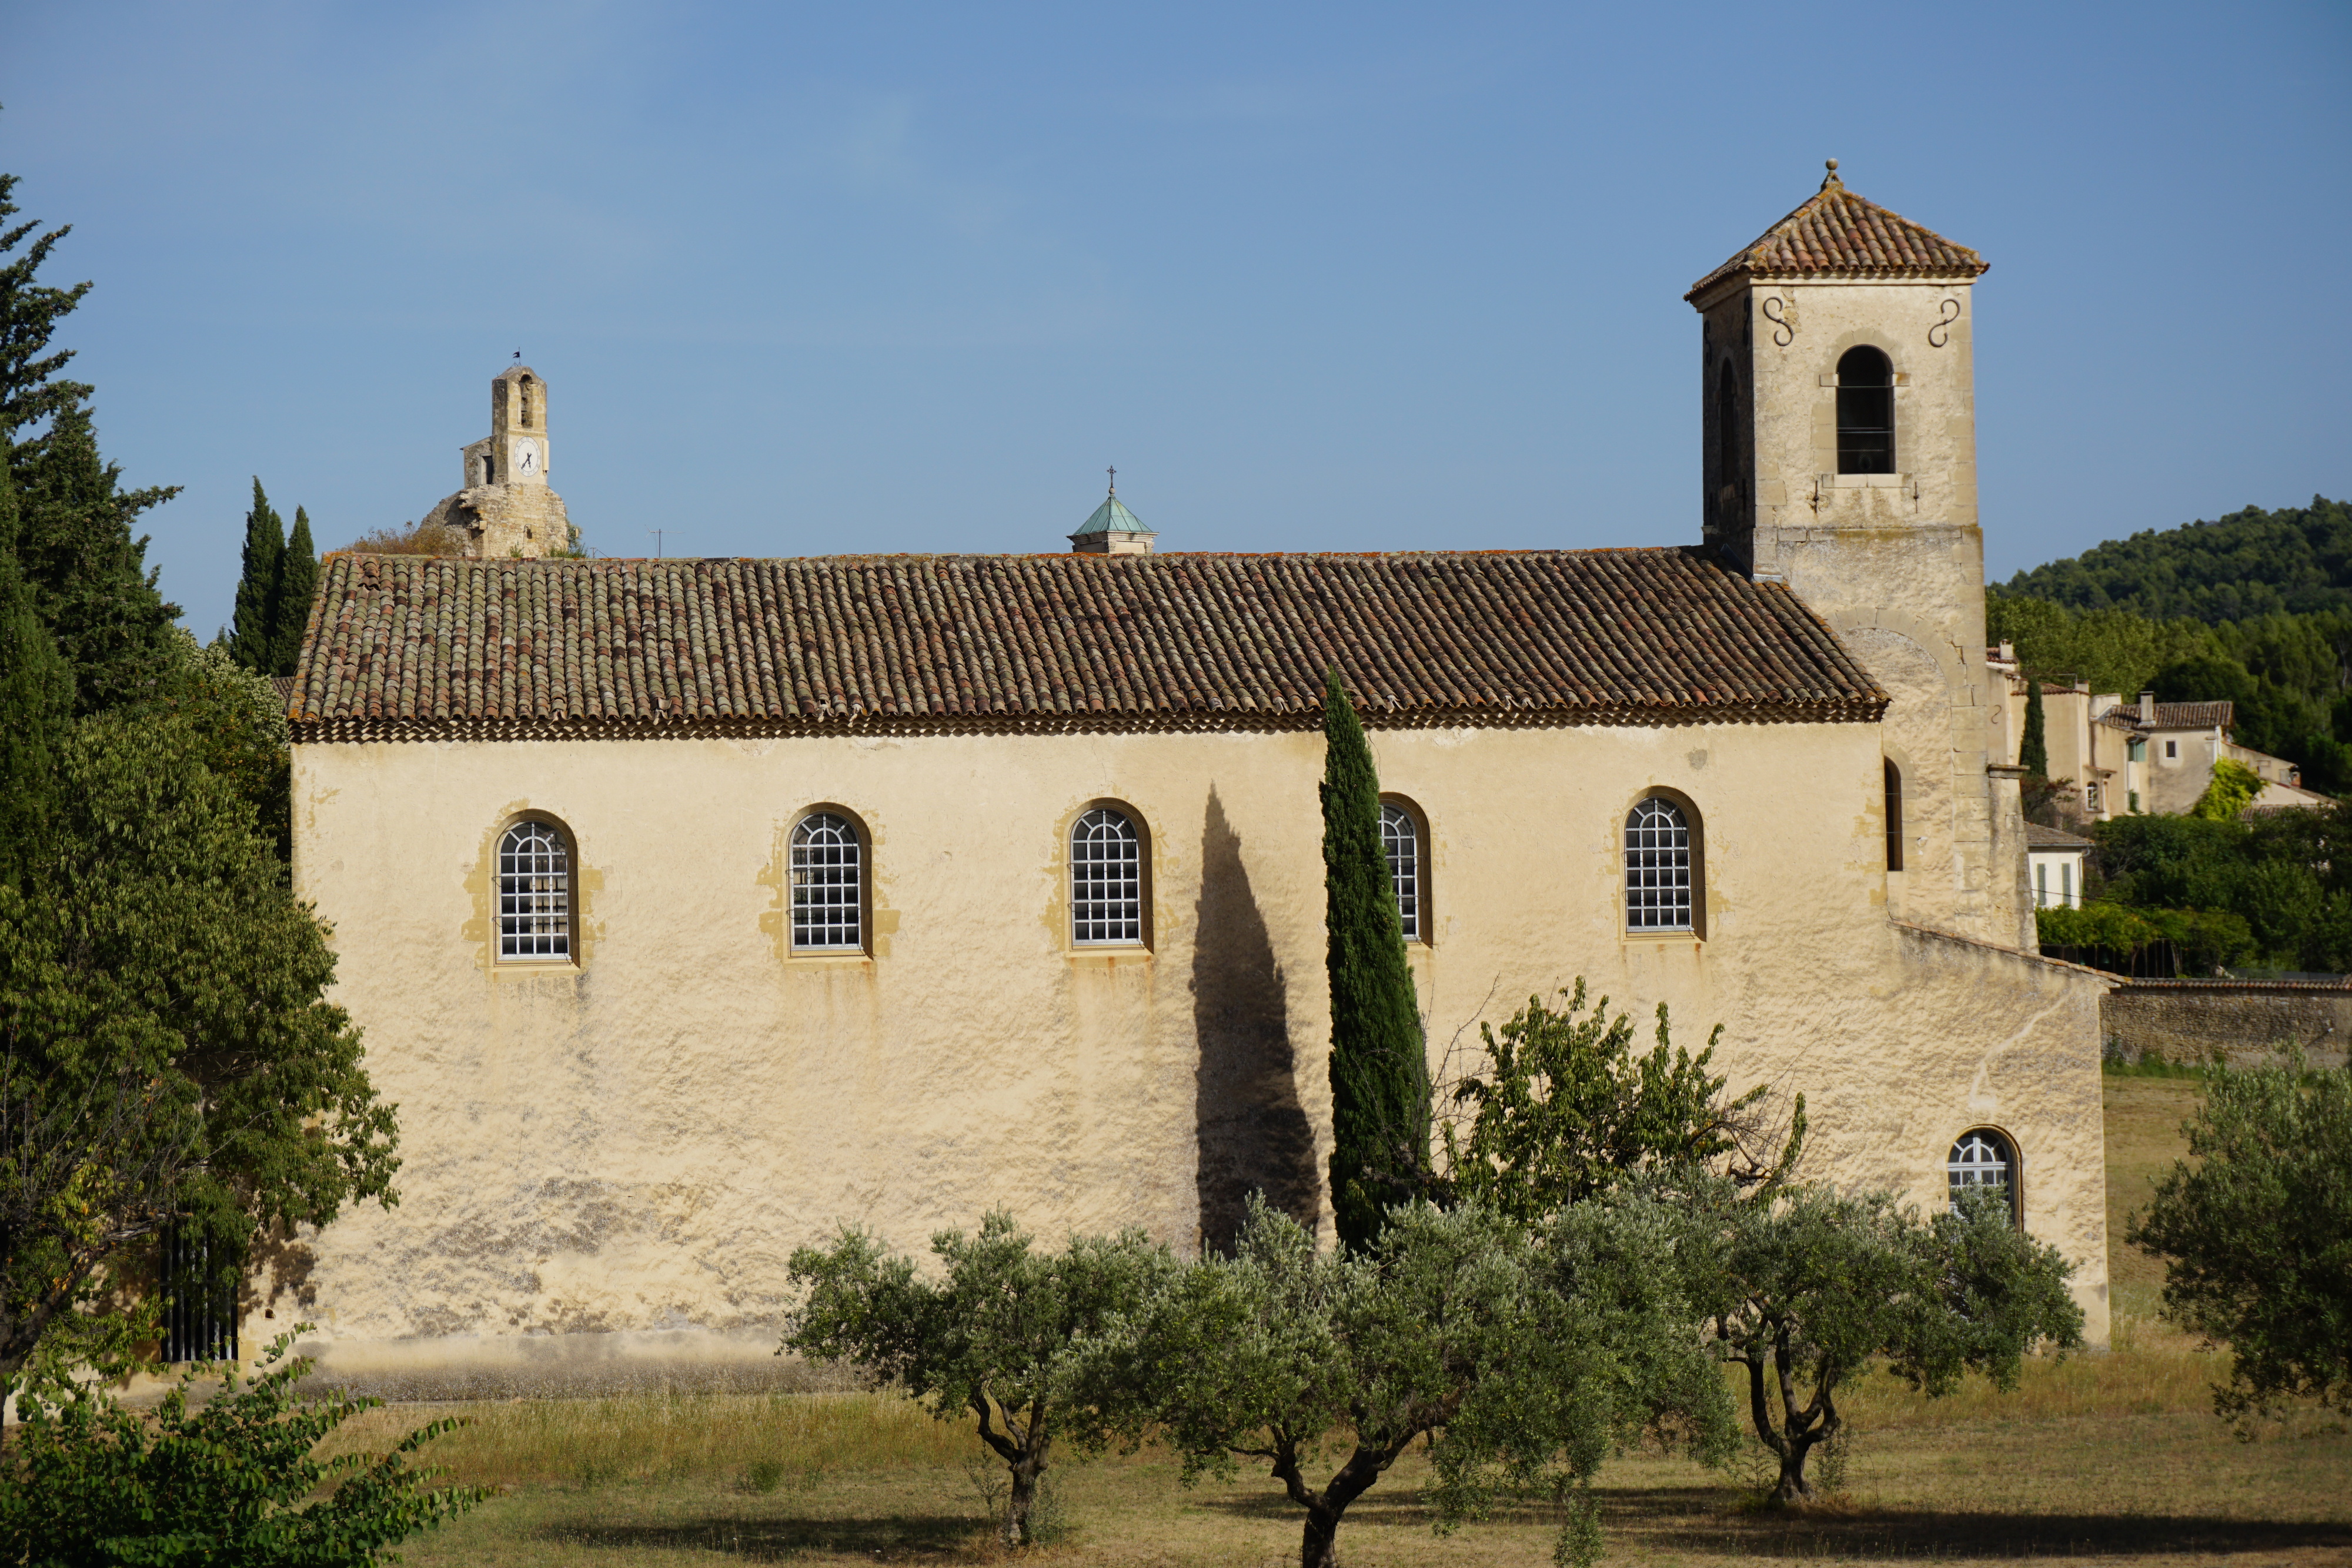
(278, 713, 2109, 1392)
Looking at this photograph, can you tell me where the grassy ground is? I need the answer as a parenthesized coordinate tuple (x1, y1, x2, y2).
(325, 1071, 2352, 1566)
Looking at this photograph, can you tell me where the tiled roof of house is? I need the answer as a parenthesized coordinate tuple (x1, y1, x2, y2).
(290, 548, 1888, 742)
(1686, 163, 1987, 302)
(2024, 823, 2093, 851)
(2095, 701, 2235, 731)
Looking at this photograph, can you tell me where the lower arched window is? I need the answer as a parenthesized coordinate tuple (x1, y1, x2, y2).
(1625, 797, 1694, 932)
(497, 820, 572, 959)
(1947, 1129, 2019, 1221)
(1884, 759, 1905, 872)
(790, 812, 864, 951)
(1380, 802, 1422, 942)
(1071, 807, 1143, 945)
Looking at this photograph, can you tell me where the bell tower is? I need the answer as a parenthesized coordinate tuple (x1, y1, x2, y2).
(422, 365, 573, 558)
(1688, 163, 2029, 946)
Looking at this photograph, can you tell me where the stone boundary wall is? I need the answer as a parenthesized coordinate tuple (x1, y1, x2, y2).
(2103, 980, 2352, 1069)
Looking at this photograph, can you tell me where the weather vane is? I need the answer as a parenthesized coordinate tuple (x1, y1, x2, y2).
(1107, 465, 1117, 497)
(513, 349, 522, 362)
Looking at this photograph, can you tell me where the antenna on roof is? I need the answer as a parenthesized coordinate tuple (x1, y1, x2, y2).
(648, 529, 664, 559)
(1107, 465, 1117, 497)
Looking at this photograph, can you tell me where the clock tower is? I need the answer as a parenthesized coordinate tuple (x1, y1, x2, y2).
(419, 365, 574, 558)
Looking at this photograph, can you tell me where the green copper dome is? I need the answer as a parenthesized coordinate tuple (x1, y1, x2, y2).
(1070, 494, 1153, 539)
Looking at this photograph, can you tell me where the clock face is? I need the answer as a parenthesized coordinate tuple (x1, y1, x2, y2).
(516, 440, 540, 476)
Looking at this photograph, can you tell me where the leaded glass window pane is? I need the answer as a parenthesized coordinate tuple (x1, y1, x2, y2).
(791, 813, 863, 951)
(1625, 797, 1692, 931)
(1381, 803, 1421, 941)
(1072, 808, 1142, 945)
(1946, 1131, 2016, 1217)
(498, 821, 571, 959)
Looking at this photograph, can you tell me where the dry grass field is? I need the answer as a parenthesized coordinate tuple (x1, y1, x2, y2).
(319, 1073, 2352, 1566)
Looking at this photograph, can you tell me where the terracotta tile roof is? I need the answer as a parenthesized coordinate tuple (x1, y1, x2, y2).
(2095, 702, 2235, 731)
(2024, 823, 2093, 851)
(290, 549, 1887, 742)
(1687, 165, 1987, 302)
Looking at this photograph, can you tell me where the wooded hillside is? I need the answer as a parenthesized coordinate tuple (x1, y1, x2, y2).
(1998, 497, 2352, 621)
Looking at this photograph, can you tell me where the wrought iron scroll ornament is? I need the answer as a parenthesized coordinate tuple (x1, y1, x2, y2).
(1760, 295, 1795, 347)
(1929, 297, 1962, 348)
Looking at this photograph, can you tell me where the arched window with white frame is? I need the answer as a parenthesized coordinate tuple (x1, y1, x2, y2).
(1071, 807, 1144, 946)
(1379, 800, 1424, 942)
(1625, 795, 1695, 932)
(790, 811, 864, 952)
(1947, 1129, 2020, 1225)
(497, 818, 572, 960)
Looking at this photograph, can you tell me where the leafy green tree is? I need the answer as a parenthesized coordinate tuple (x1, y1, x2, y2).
(0, 1329, 485, 1564)
(273, 504, 318, 676)
(0, 460, 70, 890)
(1321, 668, 1428, 1251)
(1699, 1184, 2083, 1502)
(1440, 979, 1803, 1221)
(1095, 1195, 1729, 1568)
(781, 1212, 1174, 1546)
(2127, 1060, 2352, 1417)
(2019, 677, 2049, 778)
(0, 673, 398, 1384)
(229, 477, 285, 673)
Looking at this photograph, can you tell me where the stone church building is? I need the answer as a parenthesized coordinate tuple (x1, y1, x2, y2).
(278, 166, 2111, 1392)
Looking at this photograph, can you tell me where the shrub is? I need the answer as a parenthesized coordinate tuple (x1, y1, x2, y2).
(0, 1330, 486, 1566)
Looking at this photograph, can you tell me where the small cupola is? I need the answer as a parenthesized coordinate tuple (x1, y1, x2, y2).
(1068, 469, 1155, 555)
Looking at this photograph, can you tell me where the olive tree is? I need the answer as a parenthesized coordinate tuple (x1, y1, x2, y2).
(1702, 1183, 2084, 1502)
(2127, 1059, 2352, 1417)
(1088, 1196, 1729, 1568)
(780, 1211, 1174, 1546)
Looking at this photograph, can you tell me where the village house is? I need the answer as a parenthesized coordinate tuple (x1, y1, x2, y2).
(268, 166, 2112, 1395)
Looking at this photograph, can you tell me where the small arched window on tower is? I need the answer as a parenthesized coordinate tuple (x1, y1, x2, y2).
(1836, 346, 1895, 474)
(790, 811, 863, 952)
(1883, 759, 1905, 872)
(1625, 796, 1695, 932)
(480, 455, 496, 486)
(497, 819, 572, 960)
(520, 377, 536, 428)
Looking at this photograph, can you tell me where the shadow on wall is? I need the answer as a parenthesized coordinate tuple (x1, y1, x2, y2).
(1192, 787, 1320, 1255)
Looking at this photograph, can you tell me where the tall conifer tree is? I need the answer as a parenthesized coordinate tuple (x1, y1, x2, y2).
(2020, 677, 2050, 778)
(228, 478, 283, 673)
(0, 460, 72, 889)
(270, 504, 317, 677)
(3, 172, 180, 714)
(1320, 667, 1429, 1253)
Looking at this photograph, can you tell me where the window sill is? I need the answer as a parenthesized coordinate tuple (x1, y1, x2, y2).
(1068, 947, 1151, 964)
(787, 950, 873, 964)
(1622, 928, 1701, 943)
(492, 958, 583, 979)
(1823, 472, 1906, 489)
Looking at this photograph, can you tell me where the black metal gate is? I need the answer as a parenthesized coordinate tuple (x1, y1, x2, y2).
(161, 1222, 239, 1364)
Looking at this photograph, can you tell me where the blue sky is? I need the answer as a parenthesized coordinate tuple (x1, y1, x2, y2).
(5, 1, 2347, 636)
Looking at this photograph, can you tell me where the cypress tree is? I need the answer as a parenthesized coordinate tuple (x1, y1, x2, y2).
(228, 478, 283, 673)
(2020, 677, 2050, 778)
(0, 459, 72, 889)
(1320, 667, 1429, 1253)
(270, 504, 317, 677)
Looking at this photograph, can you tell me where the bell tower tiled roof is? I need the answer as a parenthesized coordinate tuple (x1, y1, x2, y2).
(1686, 161, 1988, 302)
